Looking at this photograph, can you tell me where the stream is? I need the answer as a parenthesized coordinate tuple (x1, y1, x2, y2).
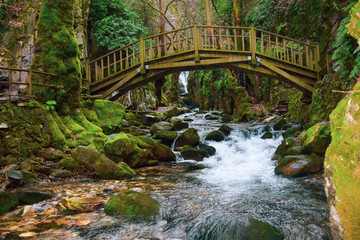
(0, 110, 331, 240)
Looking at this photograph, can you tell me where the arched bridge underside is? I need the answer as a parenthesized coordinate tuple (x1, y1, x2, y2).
(86, 25, 322, 101)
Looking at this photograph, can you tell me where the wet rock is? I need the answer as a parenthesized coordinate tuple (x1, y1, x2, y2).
(275, 155, 323, 177)
(174, 128, 200, 149)
(73, 146, 135, 179)
(33, 165, 52, 175)
(274, 138, 301, 158)
(261, 131, 273, 139)
(0, 189, 19, 215)
(205, 114, 218, 120)
(61, 196, 106, 212)
(149, 121, 174, 134)
(6, 169, 23, 187)
(181, 145, 209, 161)
(51, 169, 73, 178)
(199, 144, 216, 156)
(282, 127, 302, 139)
(57, 156, 81, 170)
(143, 114, 161, 126)
(301, 122, 331, 156)
(21, 170, 38, 185)
(14, 189, 53, 205)
(205, 130, 225, 142)
(183, 118, 194, 122)
(104, 190, 160, 217)
(152, 130, 177, 146)
(244, 219, 283, 240)
(104, 133, 175, 168)
(273, 118, 287, 130)
(219, 124, 232, 136)
(40, 148, 65, 162)
(170, 118, 188, 131)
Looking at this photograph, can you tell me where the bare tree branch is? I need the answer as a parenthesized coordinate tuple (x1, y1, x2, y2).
(140, 0, 177, 30)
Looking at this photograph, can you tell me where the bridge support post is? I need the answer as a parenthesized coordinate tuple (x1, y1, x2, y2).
(140, 36, 146, 74)
(250, 25, 257, 65)
(193, 24, 200, 63)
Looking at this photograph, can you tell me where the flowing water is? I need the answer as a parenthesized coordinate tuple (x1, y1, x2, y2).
(179, 72, 189, 95)
(0, 111, 331, 240)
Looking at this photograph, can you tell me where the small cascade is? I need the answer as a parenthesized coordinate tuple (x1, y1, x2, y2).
(179, 71, 189, 95)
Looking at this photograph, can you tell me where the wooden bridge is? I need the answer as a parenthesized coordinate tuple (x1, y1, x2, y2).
(86, 25, 325, 101)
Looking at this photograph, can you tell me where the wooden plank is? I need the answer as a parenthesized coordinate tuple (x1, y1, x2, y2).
(101, 70, 139, 99)
(260, 59, 314, 92)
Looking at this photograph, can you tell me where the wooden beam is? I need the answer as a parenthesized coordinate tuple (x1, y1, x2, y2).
(260, 59, 314, 92)
(101, 70, 139, 99)
(148, 55, 249, 70)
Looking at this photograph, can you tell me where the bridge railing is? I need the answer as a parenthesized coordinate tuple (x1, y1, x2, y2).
(87, 25, 320, 84)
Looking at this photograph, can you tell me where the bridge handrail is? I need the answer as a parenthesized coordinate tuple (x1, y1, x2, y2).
(86, 25, 323, 85)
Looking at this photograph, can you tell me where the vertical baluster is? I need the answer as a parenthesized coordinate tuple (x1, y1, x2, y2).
(107, 55, 110, 77)
(204, 27, 207, 49)
(276, 36, 279, 59)
(170, 33, 174, 54)
(27, 68, 32, 95)
(101, 58, 104, 79)
(242, 29, 245, 51)
(268, 33, 271, 56)
(291, 42, 295, 64)
(260, 32, 264, 54)
(219, 28, 223, 50)
(226, 28, 231, 50)
(212, 28, 215, 49)
(132, 44, 135, 65)
(126, 47, 129, 68)
(120, 50, 123, 70)
(95, 62, 98, 82)
(299, 44, 303, 66)
(283, 38, 286, 62)
(305, 46, 309, 68)
(309, 49, 313, 70)
(234, 28, 238, 51)
(149, 38, 153, 60)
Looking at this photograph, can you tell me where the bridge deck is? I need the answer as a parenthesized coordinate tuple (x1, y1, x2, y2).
(85, 25, 322, 100)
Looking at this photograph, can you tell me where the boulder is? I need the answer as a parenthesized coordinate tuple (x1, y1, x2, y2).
(205, 130, 225, 142)
(33, 165, 52, 175)
(261, 131, 273, 139)
(149, 121, 174, 134)
(205, 114, 218, 120)
(14, 189, 53, 205)
(274, 138, 301, 158)
(174, 128, 200, 149)
(243, 219, 283, 240)
(61, 196, 106, 212)
(171, 118, 189, 131)
(152, 130, 177, 146)
(199, 144, 216, 156)
(104, 133, 175, 168)
(273, 118, 287, 130)
(72, 146, 135, 179)
(181, 146, 209, 161)
(275, 155, 323, 177)
(301, 122, 331, 156)
(57, 156, 81, 170)
(0, 189, 18, 215)
(51, 169, 73, 178)
(143, 114, 161, 126)
(104, 190, 160, 217)
(219, 124, 232, 136)
(21, 170, 38, 185)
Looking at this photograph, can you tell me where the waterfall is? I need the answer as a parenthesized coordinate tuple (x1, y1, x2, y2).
(179, 71, 189, 95)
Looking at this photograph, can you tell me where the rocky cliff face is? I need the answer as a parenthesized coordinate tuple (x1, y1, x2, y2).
(325, 82, 360, 239)
(0, 0, 90, 96)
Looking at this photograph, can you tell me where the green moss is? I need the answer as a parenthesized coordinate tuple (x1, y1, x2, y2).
(301, 123, 331, 156)
(243, 219, 283, 240)
(275, 155, 323, 177)
(32, 0, 82, 110)
(104, 190, 160, 217)
(0, 189, 19, 215)
(275, 138, 300, 158)
(57, 156, 81, 170)
(325, 83, 360, 239)
(93, 100, 126, 134)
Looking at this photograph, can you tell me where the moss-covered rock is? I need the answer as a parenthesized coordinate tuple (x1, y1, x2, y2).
(104, 190, 160, 217)
(174, 128, 200, 149)
(92, 100, 126, 134)
(274, 138, 301, 158)
(149, 121, 174, 134)
(152, 130, 177, 146)
(275, 155, 323, 177)
(261, 131, 273, 139)
(0, 189, 19, 215)
(205, 130, 225, 142)
(104, 133, 175, 168)
(14, 189, 53, 205)
(219, 124, 232, 136)
(57, 156, 81, 170)
(199, 144, 216, 156)
(205, 114, 218, 120)
(51, 169, 73, 178)
(181, 145, 209, 161)
(170, 118, 188, 131)
(72, 146, 135, 179)
(62, 196, 105, 212)
(273, 118, 287, 130)
(243, 219, 283, 240)
(324, 83, 360, 239)
(301, 122, 331, 156)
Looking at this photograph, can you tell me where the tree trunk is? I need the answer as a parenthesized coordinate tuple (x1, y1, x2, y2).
(233, 0, 241, 26)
